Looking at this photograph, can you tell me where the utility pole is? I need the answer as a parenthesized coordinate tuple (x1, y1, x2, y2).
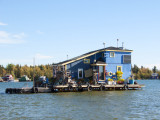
(33, 57, 35, 88)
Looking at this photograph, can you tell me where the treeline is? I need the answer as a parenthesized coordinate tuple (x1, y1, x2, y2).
(132, 65, 159, 79)
(0, 64, 53, 80)
(0, 64, 158, 80)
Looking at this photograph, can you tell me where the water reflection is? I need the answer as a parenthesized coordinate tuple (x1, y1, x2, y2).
(0, 80, 160, 119)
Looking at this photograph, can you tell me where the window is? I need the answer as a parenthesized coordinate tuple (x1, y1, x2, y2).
(102, 53, 109, 58)
(84, 59, 90, 64)
(78, 69, 83, 79)
(123, 55, 131, 64)
(110, 52, 115, 57)
(117, 66, 122, 72)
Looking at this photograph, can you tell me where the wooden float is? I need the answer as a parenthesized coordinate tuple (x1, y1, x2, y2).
(5, 84, 145, 94)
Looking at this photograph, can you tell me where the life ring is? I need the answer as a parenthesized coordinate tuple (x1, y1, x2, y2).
(124, 85, 128, 90)
(19, 89, 23, 94)
(108, 72, 112, 76)
(5, 89, 9, 93)
(102, 86, 105, 90)
(89, 86, 92, 91)
(68, 85, 72, 90)
(35, 88, 38, 93)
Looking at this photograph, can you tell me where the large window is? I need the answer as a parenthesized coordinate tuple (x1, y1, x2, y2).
(78, 68, 83, 79)
(110, 52, 115, 57)
(123, 55, 131, 64)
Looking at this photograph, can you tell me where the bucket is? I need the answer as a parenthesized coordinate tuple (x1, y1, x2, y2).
(129, 79, 134, 84)
(108, 81, 113, 85)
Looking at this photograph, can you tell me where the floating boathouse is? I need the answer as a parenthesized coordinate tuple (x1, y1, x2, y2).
(5, 46, 145, 94)
(53, 46, 132, 85)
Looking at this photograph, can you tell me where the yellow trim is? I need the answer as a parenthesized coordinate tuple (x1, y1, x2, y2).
(62, 51, 98, 65)
(84, 59, 90, 64)
(61, 49, 132, 65)
(91, 64, 107, 66)
(117, 66, 122, 72)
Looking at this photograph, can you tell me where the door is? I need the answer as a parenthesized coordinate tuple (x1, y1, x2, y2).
(98, 66, 105, 80)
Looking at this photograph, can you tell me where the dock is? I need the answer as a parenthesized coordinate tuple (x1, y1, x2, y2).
(5, 84, 145, 94)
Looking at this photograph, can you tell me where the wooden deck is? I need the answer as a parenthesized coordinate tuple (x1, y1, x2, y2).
(52, 84, 144, 92)
(5, 84, 145, 94)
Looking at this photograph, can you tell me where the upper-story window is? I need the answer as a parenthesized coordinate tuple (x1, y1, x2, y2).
(110, 52, 115, 57)
(123, 55, 131, 64)
(102, 53, 109, 58)
(84, 59, 90, 64)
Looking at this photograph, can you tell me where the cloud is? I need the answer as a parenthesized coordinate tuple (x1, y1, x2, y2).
(36, 30, 44, 34)
(13, 32, 26, 39)
(0, 22, 8, 26)
(0, 31, 26, 44)
(35, 53, 53, 59)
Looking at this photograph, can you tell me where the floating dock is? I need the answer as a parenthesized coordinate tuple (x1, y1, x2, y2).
(5, 84, 145, 94)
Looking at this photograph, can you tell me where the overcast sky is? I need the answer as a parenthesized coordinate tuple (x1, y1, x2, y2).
(0, 0, 160, 69)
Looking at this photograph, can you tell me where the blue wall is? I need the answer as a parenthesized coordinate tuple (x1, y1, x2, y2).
(66, 51, 132, 80)
(105, 51, 131, 80)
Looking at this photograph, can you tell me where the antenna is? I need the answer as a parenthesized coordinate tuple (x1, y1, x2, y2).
(67, 55, 68, 60)
(122, 42, 124, 48)
(117, 39, 119, 48)
(103, 42, 105, 49)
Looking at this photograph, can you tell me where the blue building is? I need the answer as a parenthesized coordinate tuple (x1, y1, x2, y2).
(54, 46, 132, 84)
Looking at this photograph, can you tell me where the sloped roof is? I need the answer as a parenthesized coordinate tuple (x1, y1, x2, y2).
(57, 46, 132, 65)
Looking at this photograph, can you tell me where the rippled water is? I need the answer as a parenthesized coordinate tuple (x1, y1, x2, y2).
(0, 80, 160, 120)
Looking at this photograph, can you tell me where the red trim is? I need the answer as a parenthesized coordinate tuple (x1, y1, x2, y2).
(98, 66, 99, 80)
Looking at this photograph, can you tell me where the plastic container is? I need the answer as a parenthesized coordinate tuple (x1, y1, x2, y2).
(108, 81, 113, 85)
(129, 79, 134, 84)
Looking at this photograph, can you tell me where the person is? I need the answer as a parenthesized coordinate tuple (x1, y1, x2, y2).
(68, 75, 72, 83)
(114, 80, 116, 85)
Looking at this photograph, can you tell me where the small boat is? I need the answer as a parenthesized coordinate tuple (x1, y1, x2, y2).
(8, 79, 19, 82)
(8, 79, 15, 82)
(0, 77, 3, 82)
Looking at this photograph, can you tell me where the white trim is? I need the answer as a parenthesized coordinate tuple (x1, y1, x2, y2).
(110, 52, 115, 57)
(61, 50, 132, 65)
(78, 68, 83, 79)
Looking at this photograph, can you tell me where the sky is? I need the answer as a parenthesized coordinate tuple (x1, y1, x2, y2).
(0, 0, 160, 69)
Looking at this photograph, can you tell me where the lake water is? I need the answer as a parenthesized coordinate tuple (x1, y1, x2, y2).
(0, 80, 160, 120)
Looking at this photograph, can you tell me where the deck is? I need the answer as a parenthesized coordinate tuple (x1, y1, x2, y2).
(5, 84, 145, 94)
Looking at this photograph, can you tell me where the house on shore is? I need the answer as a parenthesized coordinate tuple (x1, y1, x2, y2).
(151, 73, 159, 79)
(53, 46, 132, 84)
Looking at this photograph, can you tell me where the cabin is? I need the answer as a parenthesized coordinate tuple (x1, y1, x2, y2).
(19, 75, 31, 82)
(151, 73, 159, 79)
(53, 46, 132, 85)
